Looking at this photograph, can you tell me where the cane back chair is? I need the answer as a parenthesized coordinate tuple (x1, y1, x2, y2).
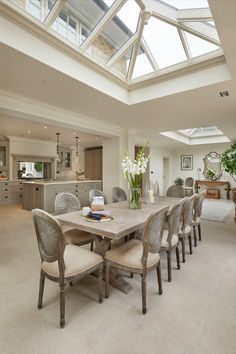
(112, 187, 127, 203)
(32, 208, 103, 328)
(193, 190, 206, 244)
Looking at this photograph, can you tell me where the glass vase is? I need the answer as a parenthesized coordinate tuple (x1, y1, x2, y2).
(145, 180, 159, 204)
(128, 184, 141, 209)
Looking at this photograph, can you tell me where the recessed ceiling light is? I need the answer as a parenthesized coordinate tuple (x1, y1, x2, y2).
(44, 126, 47, 129)
(40, 79, 47, 84)
(73, 132, 76, 135)
(95, 137, 98, 140)
(27, 130, 31, 134)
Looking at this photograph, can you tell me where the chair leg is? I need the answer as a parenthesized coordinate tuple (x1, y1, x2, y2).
(90, 241, 94, 252)
(130, 272, 134, 278)
(97, 265, 103, 304)
(60, 284, 66, 328)
(176, 246, 180, 270)
(198, 224, 202, 241)
(181, 238, 185, 263)
(193, 226, 197, 247)
(38, 270, 45, 309)
(167, 251, 171, 282)
(188, 234, 193, 254)
(105, 262, 110, 299)
(156, 263, 163, 295)
(141, 274, 147, 314)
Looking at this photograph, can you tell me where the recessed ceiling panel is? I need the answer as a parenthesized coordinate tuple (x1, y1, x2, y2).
(143, 17, 187, 69)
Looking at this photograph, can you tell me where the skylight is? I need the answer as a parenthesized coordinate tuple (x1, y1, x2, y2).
(160, 126, 230, 145)
(9, 0, 223, 84)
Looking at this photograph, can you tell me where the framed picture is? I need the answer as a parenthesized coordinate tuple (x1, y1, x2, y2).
(181, 155, 193, 170)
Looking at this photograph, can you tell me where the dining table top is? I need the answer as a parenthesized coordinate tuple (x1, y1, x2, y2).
(56, 196, 180, 241)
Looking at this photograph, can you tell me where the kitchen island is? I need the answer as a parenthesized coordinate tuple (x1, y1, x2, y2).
(23, 180, 102, 212)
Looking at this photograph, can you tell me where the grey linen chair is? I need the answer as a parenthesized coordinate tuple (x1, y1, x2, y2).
(167, 185, 185, 198)
(161, 199, 186, 282)
(89, 189, 107, 205)
(32, 208, 103, 328)
(112, 187, 127, 203)
(55, 193, 94, 251)
(184, 177, 194, 196)
(178, 194, 198, 260)
(105, 206, 169, 314)
(192, 191, 206, 244)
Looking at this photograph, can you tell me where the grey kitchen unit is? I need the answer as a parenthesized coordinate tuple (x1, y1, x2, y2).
(23, 180, 102, 212)
(0, 180, 24, 205)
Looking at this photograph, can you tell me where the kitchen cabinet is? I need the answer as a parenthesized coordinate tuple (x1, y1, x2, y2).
(57, 147, 72, 171)
(0, 181, 24, 205)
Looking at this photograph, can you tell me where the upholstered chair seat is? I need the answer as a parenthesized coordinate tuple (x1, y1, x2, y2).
(161, 230, 179, 248)
(178, 224, 192, 235)
(105, 239, 160, 269)
(42, 244, 103, 278)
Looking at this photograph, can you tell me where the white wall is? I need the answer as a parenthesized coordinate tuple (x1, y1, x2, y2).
(173, 142, 235, 199)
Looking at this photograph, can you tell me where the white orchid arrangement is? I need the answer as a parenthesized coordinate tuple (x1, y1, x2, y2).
(121, 141, 150, 187)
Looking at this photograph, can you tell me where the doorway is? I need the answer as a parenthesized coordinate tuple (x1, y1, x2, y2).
(163, 157, 170, 196)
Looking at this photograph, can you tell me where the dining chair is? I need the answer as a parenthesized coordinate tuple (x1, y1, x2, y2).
(89, 189, 107, 205)
(178, 194, 198, 259)
(112, 187, 127, 203)
(193, 191, 206, 244)
(161, 198, 186, 282)
(32, 208, 103, 328)
(184, 177, 194, 196)
(55, 192, 94, 251)
(105, 206, 168, 315)
(167, 185, 185, 198)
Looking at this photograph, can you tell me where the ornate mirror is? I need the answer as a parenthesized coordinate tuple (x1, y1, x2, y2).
(203, 152, 222, 180)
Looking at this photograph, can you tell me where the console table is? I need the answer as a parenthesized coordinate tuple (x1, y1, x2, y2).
(194, 180, 230, 200)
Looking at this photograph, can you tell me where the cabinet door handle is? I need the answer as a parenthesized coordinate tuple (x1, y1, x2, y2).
(20, 188, 23, 190)
(5, 196, 8, 199)
(4, 183, 8, 185)
(5, 189, 8, 191)
(36, 188, 39, 191)
(20, 194, 22, 197)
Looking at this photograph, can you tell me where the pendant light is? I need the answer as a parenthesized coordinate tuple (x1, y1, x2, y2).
(75, 136, 79, 162)
(56, 133, 61, 162)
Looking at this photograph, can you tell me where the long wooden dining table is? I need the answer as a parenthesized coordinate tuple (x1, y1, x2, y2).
(56, 197, 179, 293)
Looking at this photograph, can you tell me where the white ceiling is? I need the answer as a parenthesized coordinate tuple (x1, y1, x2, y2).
(0, 0, 235, 147)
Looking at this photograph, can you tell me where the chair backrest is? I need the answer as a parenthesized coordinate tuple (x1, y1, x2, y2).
(32, 209, 65, 265)
(195, 190, 206, 218)
(141, 206, 168, 268)
(112, 187, 127, 203)
(185, 177, 194, 187)
(166, 198, 186, 247)
(183, 194, 198, 227)
(55, 192, 80, 215)
(167, 185, 185, 198)
(89, 189, 107, 204)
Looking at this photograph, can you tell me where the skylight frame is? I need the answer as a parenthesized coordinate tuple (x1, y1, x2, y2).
(5, 0, 224, 86)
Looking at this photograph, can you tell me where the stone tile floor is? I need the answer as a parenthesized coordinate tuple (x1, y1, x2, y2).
(0, 204, 235, 354)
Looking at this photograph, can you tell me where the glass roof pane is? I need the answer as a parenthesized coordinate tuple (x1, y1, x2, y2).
(10, 0, 57, 22)
(91, 0, 140, 63)
(132, 46, 154, 79)
(111, 47, 133, 78)
(158, 0, 209, 9)
(143, 17, 187, 69)
(183, 31, 219, 57)
(178, 126, 223, 137)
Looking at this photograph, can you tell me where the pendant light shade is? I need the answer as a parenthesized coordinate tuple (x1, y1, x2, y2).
(56, 133, 61, 162)
(76, 136, 79, 157)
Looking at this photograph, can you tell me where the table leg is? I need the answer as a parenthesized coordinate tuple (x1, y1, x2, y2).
(94, 235, 132, 294)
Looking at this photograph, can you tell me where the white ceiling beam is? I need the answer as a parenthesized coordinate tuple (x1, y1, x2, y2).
(176, 8, 212, 22)
(177, 28, 190, 61)
(44, 0, 66, 28)
(135, 0, 145, 10)
(80, 0, 127, 52)
(106, 33, 138, 68)
(127, 15, 145, 80)
(140, 38, 159, 70)
(151, 0, 220, 46)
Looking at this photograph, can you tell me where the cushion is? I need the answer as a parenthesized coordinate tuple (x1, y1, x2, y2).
(161, 229, 179, 248)
(105, 239, 160, 270)
(42, 245, 103, 278)
(64, 229, 94, 245)
(178, 224, 192, 236)
(193, 216, 201, 225)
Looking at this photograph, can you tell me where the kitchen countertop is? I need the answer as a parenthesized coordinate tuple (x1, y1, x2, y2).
(23, 180, 102, 185)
